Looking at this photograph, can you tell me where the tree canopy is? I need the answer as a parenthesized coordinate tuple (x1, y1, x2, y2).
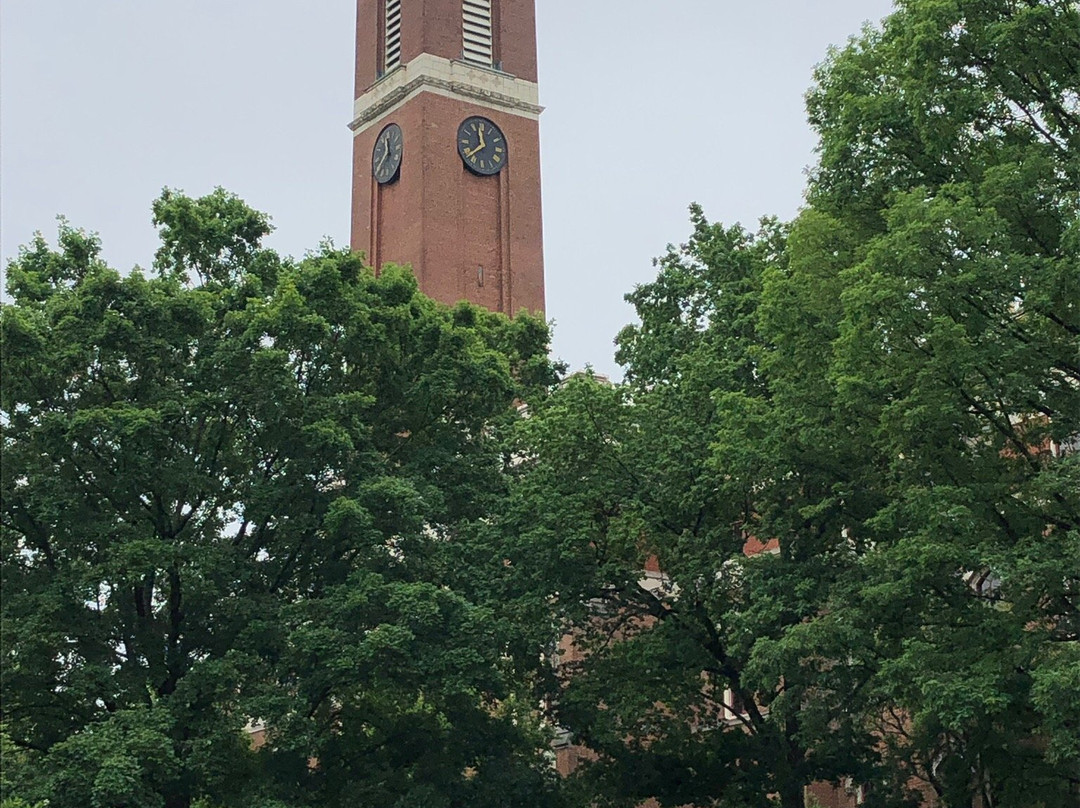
(1, 190, 562, 808)
(489, 1, 1079, 807)
(3, 2, 1077, 808)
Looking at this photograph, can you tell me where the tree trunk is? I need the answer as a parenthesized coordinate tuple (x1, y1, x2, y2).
(778, 779, 806, 808)
(777, 718, 807, 808)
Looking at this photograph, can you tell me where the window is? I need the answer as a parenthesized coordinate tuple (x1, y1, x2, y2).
(462, 0, 493, 67)
(723, 687, 745, 720)
(385, 0, 402, 71)
(1053, 433, 1080, 457)
(843, 779, 869, 805)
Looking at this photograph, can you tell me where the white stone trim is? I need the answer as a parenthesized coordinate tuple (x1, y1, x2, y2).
(349, 52, 542, 135)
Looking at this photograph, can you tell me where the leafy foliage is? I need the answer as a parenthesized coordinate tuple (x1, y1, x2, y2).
(1, 190, 562, 808)
(493, 2, 1079, 807)
(3, 4, 1077, 808)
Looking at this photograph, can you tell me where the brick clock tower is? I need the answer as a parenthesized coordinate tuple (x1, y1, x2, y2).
(349, 0, 545, 315)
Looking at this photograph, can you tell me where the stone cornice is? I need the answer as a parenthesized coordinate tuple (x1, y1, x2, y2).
(349, 53, 542, 135)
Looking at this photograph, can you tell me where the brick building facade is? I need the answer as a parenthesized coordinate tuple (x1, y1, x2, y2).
(349, 0, 545, 315)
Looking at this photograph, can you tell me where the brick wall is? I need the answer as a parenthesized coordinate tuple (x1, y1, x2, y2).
(350, 93, 544, 315)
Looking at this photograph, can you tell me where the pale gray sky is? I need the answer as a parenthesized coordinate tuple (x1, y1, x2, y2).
(1, 1, 894, 377)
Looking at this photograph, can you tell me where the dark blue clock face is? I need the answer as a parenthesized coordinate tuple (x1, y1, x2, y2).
(372, 123, 403, 184)
(457, 116, 507, 176)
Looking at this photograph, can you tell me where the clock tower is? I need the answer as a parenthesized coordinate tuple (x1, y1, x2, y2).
(349, 0, 545, 316)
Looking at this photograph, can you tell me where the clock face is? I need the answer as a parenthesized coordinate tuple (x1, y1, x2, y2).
(457, 116, 507, 176)
(372, 123, 403, 184)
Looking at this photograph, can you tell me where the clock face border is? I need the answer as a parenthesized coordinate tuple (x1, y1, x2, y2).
(372, 122, 403, 185)
(457, 116, 507, 176)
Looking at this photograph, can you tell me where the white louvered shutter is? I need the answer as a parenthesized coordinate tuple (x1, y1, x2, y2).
(385, 0, 402, 71)
(462, 0, 493, 67)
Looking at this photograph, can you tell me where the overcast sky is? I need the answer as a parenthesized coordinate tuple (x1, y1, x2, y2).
(2, 1, 895, 377)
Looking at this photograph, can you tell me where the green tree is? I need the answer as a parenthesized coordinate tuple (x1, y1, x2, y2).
(1, 190, 562, 808)
(491, 1, 1078, 807)
(809, 0, 1080, 803)
(491, 211, 897, 808)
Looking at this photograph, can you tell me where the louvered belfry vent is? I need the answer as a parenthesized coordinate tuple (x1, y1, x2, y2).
(385, 0, 402, 70)
(462, 0, 494, 67)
